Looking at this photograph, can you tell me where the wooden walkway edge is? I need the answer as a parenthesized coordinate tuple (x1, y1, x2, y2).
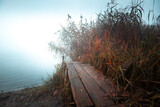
(66, 62, 125, 107)
(66, 63, 93, 107)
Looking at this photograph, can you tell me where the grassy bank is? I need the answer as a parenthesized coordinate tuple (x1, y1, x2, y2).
(40, 64, 73, 106)
(50, 0, 160, 106)
(0, 64, 66, 107)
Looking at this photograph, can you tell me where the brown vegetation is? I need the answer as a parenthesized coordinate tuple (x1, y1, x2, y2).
(50, 0, 160, 106)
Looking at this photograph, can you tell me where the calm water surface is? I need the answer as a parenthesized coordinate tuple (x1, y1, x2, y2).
(0, 50, 59, 92)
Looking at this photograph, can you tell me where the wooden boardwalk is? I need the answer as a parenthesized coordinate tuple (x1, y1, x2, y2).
(66, 62, 125, 107)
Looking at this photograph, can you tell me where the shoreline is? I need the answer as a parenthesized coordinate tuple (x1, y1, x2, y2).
(1, 87, 31, 94)
(0, 86, 63, 107)
(0, 84, 42, 93)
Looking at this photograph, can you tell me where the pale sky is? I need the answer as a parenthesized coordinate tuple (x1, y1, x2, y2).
(0, 0, 159, 64)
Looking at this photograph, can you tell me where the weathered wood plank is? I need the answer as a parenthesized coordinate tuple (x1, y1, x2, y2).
(81, 64, 115, 93)
(73, 62, 114, 107)
(66, 63, 93, 107)
(82, 64, 128, 107)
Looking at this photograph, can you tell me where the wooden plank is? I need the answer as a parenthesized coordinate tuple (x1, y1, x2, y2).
(73, 62, 114, 107)
(82, 64, 127, 107)
(66, 63, 93, 107)
(81, 64, 116, 93)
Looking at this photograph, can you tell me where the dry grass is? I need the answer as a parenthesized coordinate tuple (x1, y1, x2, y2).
(29, 64, 73, 106)
(50, 0, 160, 106)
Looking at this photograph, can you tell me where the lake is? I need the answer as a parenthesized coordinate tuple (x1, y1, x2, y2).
(0, 49, 60, 92)
(0, 8, 62, 92)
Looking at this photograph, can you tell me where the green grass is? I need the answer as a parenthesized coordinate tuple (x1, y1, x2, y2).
(50, 0, 160, 106)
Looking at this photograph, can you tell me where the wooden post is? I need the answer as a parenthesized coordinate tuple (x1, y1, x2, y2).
(62, 55, 64, 66)
(62, 56, 68, 85)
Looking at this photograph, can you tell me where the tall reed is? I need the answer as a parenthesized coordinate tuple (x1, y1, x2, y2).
(50, 0, 160, 106)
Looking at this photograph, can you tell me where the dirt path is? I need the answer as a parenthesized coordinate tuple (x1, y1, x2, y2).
(0, 87, 63, 107)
